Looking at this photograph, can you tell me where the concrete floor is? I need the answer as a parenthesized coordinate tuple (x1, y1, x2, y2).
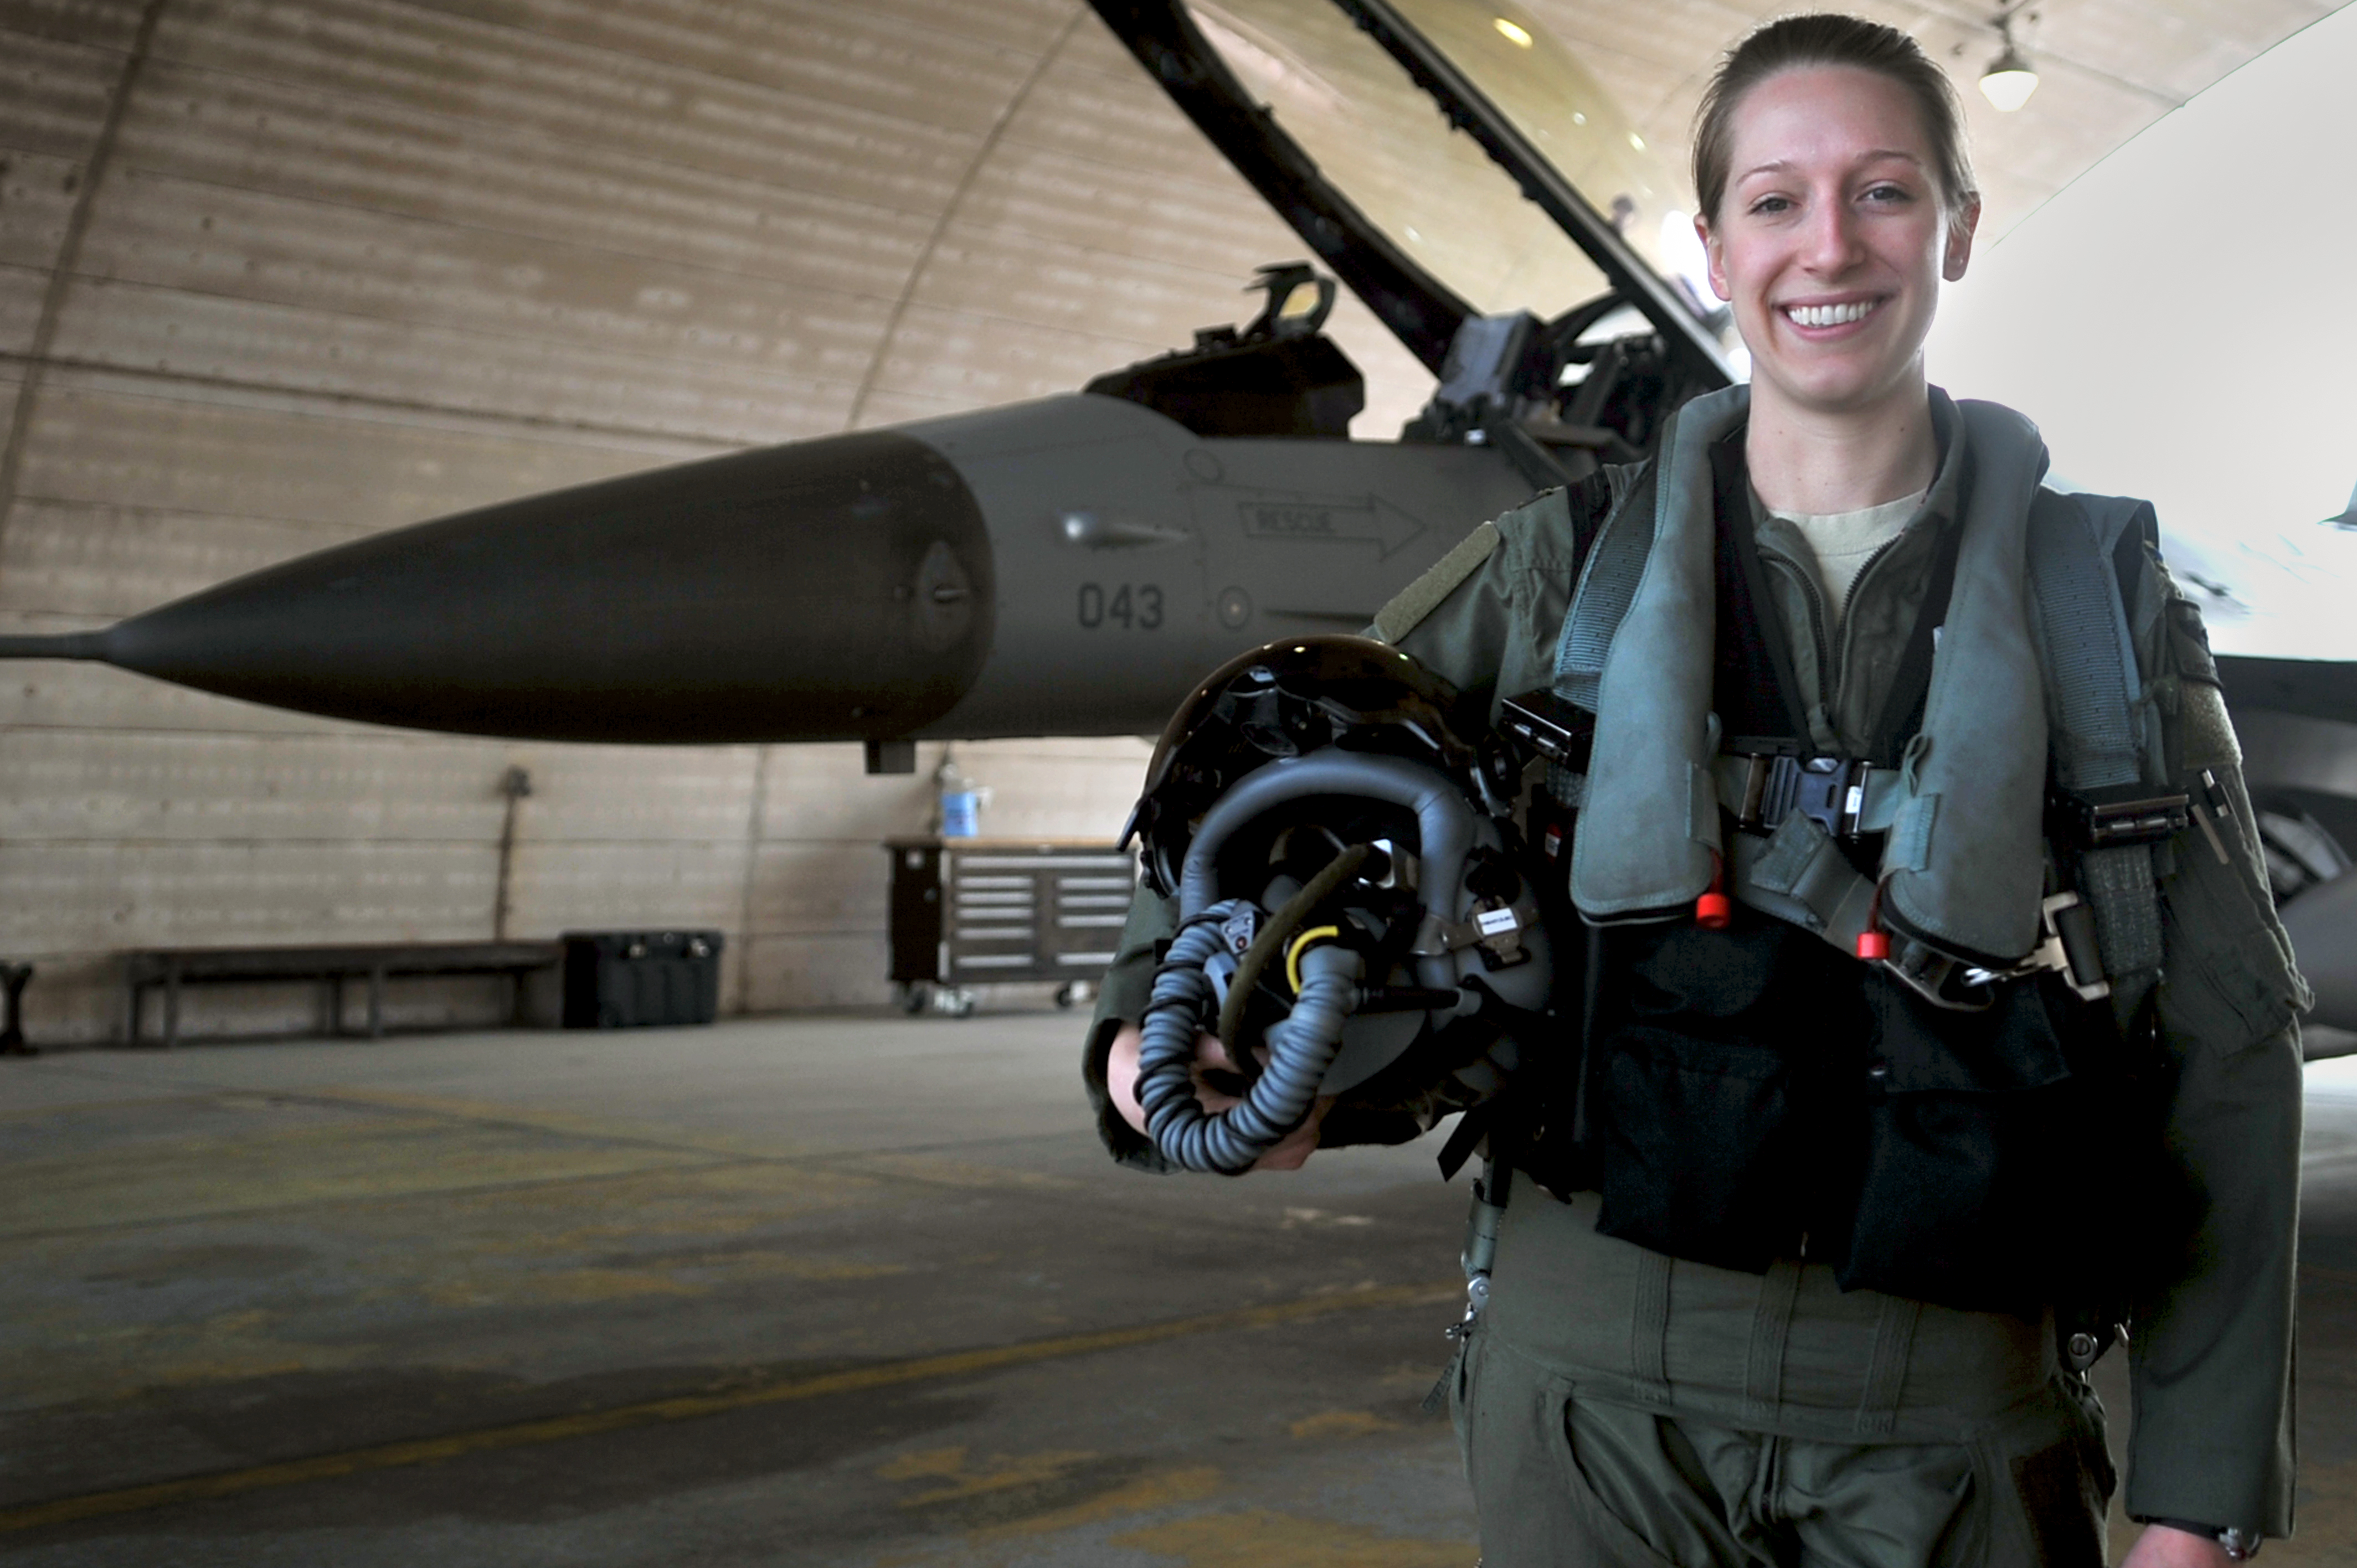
(3, 1012, 2356, 1565)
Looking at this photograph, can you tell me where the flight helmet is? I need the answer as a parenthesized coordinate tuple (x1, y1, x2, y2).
(1120, 636, 1552, 1174)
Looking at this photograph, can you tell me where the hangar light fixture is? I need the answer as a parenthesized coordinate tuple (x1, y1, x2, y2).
(1979, 13, 2040, 111)
(1980, 43, 2040, 110)
(1493, 17, 1532, 48)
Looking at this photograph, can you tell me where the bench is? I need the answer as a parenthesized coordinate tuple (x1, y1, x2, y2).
(123, 941, 565, 1048)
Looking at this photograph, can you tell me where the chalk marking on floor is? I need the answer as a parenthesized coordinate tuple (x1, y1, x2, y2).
(3, 1097, 1093, 1245)
(0, 1281, 1456, 1535)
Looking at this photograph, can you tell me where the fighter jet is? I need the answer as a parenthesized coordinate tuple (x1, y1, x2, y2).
(0, 0, 1728, 754)
(1, 0, 2350, 1033)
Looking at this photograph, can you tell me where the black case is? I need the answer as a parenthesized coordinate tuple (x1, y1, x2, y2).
(561, 931, 723, 1029)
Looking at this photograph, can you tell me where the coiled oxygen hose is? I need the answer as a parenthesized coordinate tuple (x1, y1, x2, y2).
(1136, 902, 1364, 1174)
(1138, 748, 1497, 1174)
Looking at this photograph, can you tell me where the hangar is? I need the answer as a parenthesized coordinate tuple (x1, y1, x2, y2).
(4, 0, 2354, 1561)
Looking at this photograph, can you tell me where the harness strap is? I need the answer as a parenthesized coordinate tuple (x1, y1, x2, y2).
(2026, 490, 2166, 984)
(1725, 815, 1880, 950)
(1552, 461, 1654, 713)
(1742, 1258, 1804, 1425)
(1854, 1294, 1923, 1438)
(1630, 1248, 1674, 1402)
(1546, 462, 1654, 805)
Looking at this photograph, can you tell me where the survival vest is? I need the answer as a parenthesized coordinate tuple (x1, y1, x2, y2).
(1511, 385, 2191, 1316)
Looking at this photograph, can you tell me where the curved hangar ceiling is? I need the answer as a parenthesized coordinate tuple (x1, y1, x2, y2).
(0, 0, 2335, 732)
(0, 0, 2338, 559)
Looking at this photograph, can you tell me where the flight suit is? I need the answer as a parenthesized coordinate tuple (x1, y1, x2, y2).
(1082, 404, 2306, 1562)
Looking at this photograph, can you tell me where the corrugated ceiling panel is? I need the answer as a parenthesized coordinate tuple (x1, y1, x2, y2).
(110, 61, 940, 293)
(14, 383, 667, 527)
(49, 275, 860, 440)
(0, 263, 44, 357)
(0, 500, 358, 617)
(75, 170, 896, 389)
(0, 25, 118, 157)
(0, 150, 81, 271)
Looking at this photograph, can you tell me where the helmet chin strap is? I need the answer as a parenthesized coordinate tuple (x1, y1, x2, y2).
(1180, 749, 1481, 1001)
(1135, 747, 1517, 1174)
(1213, 843, 1372, 1070)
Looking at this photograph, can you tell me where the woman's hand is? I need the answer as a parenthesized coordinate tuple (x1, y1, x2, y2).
(1104, 1022, 1330, 1171)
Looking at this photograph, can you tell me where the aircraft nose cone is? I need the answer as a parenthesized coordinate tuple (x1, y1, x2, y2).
(95, 430, 997, 744)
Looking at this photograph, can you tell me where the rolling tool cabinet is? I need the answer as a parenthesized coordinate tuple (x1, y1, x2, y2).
(884, 839, 1136, 1014)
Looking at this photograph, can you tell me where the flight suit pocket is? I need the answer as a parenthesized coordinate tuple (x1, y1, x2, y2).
(1459, 1339, 1677, 1567)
(1980, 1381, 2113, 1567)
(1553, 1388, 1686, 1568)
(2157, 770, 2310, 1056)
(2167, 922, 2305, 1057)
(2164, 593, 2220, 687)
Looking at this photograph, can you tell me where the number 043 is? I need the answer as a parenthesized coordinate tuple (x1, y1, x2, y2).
(1077, 583, 1162, 630)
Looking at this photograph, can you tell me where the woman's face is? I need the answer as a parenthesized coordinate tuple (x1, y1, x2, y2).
(1698, 65, 1978, 420)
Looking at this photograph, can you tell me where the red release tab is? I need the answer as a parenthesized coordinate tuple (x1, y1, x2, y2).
(1856, 930, 1891, 961)
(1695, 891, 1732, 930)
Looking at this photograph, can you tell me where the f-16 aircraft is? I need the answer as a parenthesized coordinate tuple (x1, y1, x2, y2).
(0, 0, 2350, 1035)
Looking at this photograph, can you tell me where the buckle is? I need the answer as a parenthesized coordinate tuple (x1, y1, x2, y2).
(1737, 754, 1871, 839)
(1958, 892, 2112, 1002)
(1498, 689, 1593, 770)
(2060, 786, 2190, 849)
(1877, 893, 2112, 1009)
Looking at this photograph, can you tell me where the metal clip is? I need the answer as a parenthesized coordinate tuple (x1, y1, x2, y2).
(2071, 790, 2191, 849)
(1880, 936, 1996, 1012)
(1957, 892, 2112, 1002)
(1445, 1273, 1491, 1343)
(1497, 689, 1594, 768)
(2191, 768, 2236, 865)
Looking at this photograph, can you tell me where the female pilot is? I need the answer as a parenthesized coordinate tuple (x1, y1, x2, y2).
(1090, 16, 2302, 1564)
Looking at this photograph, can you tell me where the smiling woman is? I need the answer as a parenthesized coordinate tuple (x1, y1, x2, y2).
(1687, 18, 1981, 517)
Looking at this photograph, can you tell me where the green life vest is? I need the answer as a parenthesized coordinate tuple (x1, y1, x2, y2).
(1554, 384, 2169, 1006)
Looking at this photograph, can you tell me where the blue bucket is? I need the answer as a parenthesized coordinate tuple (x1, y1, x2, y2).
(940, 790, 981, 838)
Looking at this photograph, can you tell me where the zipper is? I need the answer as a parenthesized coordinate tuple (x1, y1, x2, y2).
(1760, 525, 1917, 744)
(1830, 529, 1915, 694)
(1754, 539, 1834, 705)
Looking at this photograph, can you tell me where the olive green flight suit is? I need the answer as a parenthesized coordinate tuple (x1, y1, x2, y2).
(1083, 406, 2307, 1562)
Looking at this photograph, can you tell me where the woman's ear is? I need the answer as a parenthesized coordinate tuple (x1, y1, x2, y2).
(1697, 212, 1733, 302)
(1943, 195, 1982, 282)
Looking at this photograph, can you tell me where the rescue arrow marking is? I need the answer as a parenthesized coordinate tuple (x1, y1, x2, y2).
(1236, 496, 1425, 559)
(0, 1280, 1454, 1534)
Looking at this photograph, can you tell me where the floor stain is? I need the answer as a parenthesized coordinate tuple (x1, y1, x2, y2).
(879, 1445, 1099, 1506)
(1288, 1410, 1400, 1441)
(421, 1266, 704, 1308)
(82, 1243, 315, 1286)
(1110, 1508, 1475, 1567)
(969, 1465, 1226, 1543)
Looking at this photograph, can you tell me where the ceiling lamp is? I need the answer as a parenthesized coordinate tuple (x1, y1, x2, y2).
(1979, 14, 2039, 111)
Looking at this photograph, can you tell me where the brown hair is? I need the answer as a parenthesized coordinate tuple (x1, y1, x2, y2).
(1691, 14, 1976, 223)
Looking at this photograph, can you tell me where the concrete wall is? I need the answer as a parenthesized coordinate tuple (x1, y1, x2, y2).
(0, 0, 1429, 1044)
